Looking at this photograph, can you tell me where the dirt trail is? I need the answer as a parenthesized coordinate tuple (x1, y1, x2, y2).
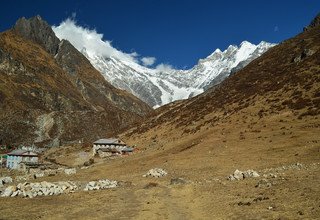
(134, 185, 207, 220)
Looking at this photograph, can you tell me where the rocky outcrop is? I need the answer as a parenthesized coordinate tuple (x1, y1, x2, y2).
(292, 49, 316, 63)
(227, 169, 260, 181)
(64, 168, 77, 175)
(13, 15, 60, 55)
(143, 168, 168, 178)
(83, 179, 117, 191)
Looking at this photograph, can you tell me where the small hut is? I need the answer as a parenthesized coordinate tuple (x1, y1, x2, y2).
(92, 138, 131, 156)
(6, 149, 38, 170)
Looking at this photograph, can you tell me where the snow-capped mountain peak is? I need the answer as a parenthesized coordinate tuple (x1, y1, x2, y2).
(81, 40, 275, 108)
(54, 28, 275, 108)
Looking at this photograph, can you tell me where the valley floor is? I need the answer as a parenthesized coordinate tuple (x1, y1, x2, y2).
(0, 113, 320, 219)
(0, 162, 319, 219)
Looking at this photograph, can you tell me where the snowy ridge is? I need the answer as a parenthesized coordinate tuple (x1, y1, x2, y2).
(56, 31, 275, 107)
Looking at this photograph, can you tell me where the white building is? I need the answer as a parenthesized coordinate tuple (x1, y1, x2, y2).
(6, 149, 38, 169)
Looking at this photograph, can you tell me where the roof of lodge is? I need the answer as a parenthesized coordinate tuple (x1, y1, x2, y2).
(93, 138, 126, 145)
(7, 149, 38, 156)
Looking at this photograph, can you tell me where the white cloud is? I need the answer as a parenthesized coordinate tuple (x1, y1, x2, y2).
(141, 56, 156, 66)
(52, 18, 140, 63)
(155, 63, 175, 72)
(52, 18, 177, 72)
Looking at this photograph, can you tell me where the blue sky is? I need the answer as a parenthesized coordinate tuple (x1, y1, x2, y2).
(1, 0, 319, 69)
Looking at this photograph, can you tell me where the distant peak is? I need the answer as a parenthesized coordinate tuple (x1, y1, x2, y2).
(240, 41, 254, 47)
(257, 41, 277, 48)
(226, 44, 238, 52)
(13, 15, 60, 55)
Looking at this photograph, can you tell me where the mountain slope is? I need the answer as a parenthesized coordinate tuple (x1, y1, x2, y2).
(0, 16, 152, 147)
(124, 18, 320, 136)
(109, 16, 320, 218)
(120, 13, 320, 177)
(53, 26, 275, 107)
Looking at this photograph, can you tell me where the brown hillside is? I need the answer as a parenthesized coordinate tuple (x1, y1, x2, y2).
(0, 16, 152, 147)
(125, 21, 320, 137)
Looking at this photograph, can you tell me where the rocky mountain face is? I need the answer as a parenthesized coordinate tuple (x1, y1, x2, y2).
(54, 29, 275, 108)
(0, 16, 152, 147)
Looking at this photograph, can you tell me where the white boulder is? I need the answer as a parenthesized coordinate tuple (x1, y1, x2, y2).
(143, 168, 168, 178)
(64, 168, 77, 175)
(228, 169, 260, 181)
(1, 185, 16, 197)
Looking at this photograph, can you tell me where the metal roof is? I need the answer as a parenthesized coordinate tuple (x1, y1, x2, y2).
(122, 147, 134, 152)
(93, 138, 125, 145)
(7, 149, 38, 156)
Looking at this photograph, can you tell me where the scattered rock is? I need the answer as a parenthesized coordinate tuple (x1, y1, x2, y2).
(15, 175, 30, 182)
(34, 172, 45, 178)
(243, 170, 260, 178)
(0, 180, 79, 198)
(1, 185, 17, 197)
(83, 179, 117, 191)
(255, 179, 272, 188)
(0, 177, 13, 186)
(83, 158, 94, 167)
(64, 168, 77, 175)
(170, 177, 187, 185)
(143, 168, 167, 178)
(228, 169, 259, 181)
(292, 49, 315, 63)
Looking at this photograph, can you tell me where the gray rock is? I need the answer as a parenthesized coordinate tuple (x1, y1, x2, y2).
(228, 169, 259, 181)
(292, 49, 315, 63)
(170, 178, 187, 185)
(243, 170, 260, 178)
(11, 190, 19, 197)
(24, 190, 34, 198)
(143, 168, 168, 178)
(84, 179, 117, 191)
(34, 172, 45, 178)
(3, 177, 13, 184)
(13, 16, 60, 56)
(64, 168, 77, 175)
(255, 179, 272, 188)
(233, 169, 244, 180)
(1, 185, 16, 197)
